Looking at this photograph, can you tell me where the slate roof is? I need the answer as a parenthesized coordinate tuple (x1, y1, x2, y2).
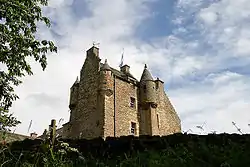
(140, 64, 154, 81)
(100, 63, 138, 83)
(100, 59, 111, 71)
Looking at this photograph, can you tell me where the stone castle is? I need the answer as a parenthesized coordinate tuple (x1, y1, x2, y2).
(62, 46, 181, 139)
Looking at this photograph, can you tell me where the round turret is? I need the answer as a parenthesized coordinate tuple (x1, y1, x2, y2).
(140, 64, 153, 81)
(139, 64, 157, 108)
(100, 59, 111, 71)
(99, 59, 113, 96)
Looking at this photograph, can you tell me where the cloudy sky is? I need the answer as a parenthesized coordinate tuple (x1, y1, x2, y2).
(10, 0, 250, 135)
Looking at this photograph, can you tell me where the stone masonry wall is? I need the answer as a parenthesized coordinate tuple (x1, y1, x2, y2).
(104, 76, 140, 138)
(70, 52, 103, 139)
(155, 82, 181, 135)
(150, 107, 160, 135)
(163, 93, 181, 133)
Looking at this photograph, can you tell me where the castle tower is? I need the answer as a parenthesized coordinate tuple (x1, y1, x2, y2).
(69, 77, 79, 121)
(69, 46, 103, 139)
(80, 46, 101, 78)
(139, 64, 159, 135)
(62, 46, 181, 140)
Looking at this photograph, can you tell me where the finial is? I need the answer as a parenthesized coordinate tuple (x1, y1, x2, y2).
(101, 59, 111, 71)
(144, 64, 147, 69)
(92, 41, 100, 48)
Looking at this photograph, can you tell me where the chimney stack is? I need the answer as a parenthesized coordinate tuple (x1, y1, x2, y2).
(120, 64, 130, 74)
(87, 46, 99, 58)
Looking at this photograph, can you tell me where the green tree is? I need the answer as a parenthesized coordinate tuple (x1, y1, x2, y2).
(0, 0, 57, 130)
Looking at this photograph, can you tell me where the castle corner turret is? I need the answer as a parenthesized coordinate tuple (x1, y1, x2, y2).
(99, 59, 113, 97)
(139, 64, 157, 108)
(139, 64, 159, 136)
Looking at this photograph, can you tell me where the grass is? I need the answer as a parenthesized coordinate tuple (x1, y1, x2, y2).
(1, 133, 250, 167)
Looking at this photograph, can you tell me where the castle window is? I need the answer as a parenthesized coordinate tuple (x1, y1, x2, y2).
(156, 82, 159, 89)
(130, 97, 135, 108)
(157, 114, 159, 129)
(130, 122, 136, 135)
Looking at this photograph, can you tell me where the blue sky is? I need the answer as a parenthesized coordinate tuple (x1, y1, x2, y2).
(135, 0, 176, 41)
(8, 0, 250, 135)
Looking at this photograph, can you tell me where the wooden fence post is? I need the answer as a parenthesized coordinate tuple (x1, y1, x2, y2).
(49, 119, 56, 146)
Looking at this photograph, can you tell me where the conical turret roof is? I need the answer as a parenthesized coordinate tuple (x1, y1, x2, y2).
(140, 64, 154, 81)
(101, 59, 111, 71)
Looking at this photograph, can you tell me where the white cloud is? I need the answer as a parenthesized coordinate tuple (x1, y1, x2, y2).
(170, 71, 250, 134)
(8, 0, 250, 136)
(198, 9, 217, 25)
(10, 0, 156, 135)
(235, 38, 250, 56)
(167, 0, 250, 134)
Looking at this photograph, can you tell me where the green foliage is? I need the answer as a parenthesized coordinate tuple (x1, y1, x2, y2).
(0, 0, 57, 130)
(0, 138, 82, 167)
(1, 133, 250, 166)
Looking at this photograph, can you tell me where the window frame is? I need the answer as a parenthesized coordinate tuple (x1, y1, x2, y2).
(157, 114, 160, 129)
(130, 97, 136, 108)
(130, 122, 136, 135)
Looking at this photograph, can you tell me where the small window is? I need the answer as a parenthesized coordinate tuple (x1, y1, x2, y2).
(143, 85, 146, 93)
(156, 82, 159, 89)
(131, 122, 136, 135)
(157, 114, 159, 129)
(130, 97, 136, 108)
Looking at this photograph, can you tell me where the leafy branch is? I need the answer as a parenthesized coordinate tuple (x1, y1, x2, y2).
(0, 0, 57, 130)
